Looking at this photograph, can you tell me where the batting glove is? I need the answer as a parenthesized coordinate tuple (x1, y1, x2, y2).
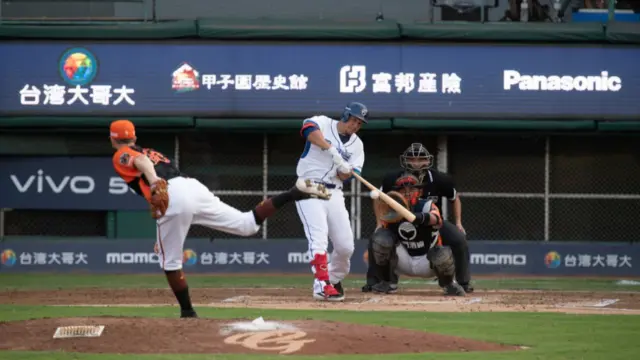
(327, 146, 345, 166)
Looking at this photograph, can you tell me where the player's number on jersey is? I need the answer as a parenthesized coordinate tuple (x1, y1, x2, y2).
(143, 149, 170, 165)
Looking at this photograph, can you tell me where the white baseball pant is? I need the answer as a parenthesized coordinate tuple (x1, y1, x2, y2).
(155, 176, 260, 271)
(295, 188, 354, 286)
(395, 245, 436, 278)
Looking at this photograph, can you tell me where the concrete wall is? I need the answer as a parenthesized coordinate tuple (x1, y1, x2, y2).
(1, 0, 579, 23)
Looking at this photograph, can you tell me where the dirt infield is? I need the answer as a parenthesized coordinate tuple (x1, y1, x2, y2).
(2, 286, 640, 314)
(1, 284, 639, 355)
(0, 317, 520, 355)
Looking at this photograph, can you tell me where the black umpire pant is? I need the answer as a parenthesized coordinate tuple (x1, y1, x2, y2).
(366, 220, 471, 286)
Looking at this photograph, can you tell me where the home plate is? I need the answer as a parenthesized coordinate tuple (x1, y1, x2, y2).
(464, 298, 482, 305)
(221, 296, 250, 303)
(404, 300, 448, 305)
(591, 299, 619, 307)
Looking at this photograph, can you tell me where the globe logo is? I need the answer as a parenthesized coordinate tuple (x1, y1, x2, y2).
(545, 251, 561, 269)
(1, 249, 17, 267)
(59, 48, 98, 86)
(183, 249, 198, 266)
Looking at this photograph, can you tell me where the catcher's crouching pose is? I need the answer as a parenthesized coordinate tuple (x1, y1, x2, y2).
(369, 182, 465, 296)
(109, 120, 331, 318)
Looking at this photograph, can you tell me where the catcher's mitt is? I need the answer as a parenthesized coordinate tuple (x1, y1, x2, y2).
(150, 178, 169, 219)
(377, 190, 410, 224)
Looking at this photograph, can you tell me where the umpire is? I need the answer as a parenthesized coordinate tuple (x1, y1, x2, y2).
(363, 142, 473, 294)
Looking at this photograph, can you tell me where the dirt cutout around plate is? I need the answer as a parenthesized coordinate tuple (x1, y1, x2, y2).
(0, 317, 519, 355)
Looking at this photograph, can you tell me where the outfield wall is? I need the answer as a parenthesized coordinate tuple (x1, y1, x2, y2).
(1, 239, 638, 277)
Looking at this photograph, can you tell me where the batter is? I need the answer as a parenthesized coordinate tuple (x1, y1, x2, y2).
(295, 102, 368, 301)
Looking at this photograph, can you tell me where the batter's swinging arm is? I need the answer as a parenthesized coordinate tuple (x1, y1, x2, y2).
(351, 172, 416, 223)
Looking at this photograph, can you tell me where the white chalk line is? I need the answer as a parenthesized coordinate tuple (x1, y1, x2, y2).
(555, 299, 620, 309)
(221, 296, 251, 303)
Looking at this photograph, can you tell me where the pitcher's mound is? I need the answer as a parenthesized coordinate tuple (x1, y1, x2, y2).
(0, 317, 520, 355)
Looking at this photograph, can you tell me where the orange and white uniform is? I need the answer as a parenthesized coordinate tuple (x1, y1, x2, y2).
(109, 120, 261, 271)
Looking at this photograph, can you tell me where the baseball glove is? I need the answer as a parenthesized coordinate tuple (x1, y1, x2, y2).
(377, 190, 410, 224)
(150, 178, 169, 219)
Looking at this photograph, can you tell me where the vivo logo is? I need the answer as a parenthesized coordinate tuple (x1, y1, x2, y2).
(106, 252, 159, 264)
(471, 253, 527, 266)
(10, 170, 136, 195)
(11, 170, 94, 194)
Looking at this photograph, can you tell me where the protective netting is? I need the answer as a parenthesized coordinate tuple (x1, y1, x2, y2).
(3, 131, 638, 242)
(4, 210, 107, 237)
(0, 131, 175, 238)
(548, 136, 640, 242)
(448, 135, 640, 242)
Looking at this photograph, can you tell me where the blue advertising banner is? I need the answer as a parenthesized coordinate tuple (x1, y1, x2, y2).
(1, 239, 638, 277)
(0, 43, 638, 118)
(0, 157, 148, 210)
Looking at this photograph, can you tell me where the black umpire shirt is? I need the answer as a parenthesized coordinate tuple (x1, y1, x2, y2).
(380, 169, 457, 214)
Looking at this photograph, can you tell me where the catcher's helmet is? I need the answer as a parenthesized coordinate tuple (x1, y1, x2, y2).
(340, 102, 369, 123)
(400, 143, 434, 175)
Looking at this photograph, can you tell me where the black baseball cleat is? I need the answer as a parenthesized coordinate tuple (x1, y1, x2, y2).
(461, 283, 474, 293)
(180, 309, 198, 318)
(372, 281, 398, 294)
(443, 283, 466, 297)
(333, 281, 345, 297)
(361, 284, 372, 293)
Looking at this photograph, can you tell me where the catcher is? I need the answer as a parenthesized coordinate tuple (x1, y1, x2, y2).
(364, 143, 472, 294)
(109, 119, 330, 318)
(367, 173, 465, 296)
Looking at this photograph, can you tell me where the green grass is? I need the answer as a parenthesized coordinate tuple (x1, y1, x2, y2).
(2, 273, 639, 291)
(1, 274, 640, 359)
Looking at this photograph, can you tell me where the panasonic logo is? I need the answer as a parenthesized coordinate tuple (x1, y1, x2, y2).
(503, 70, 622, 92)
(470, 253, 527, 266)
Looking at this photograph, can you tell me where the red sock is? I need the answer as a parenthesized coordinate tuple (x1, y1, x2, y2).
(310, 253, 329, 282)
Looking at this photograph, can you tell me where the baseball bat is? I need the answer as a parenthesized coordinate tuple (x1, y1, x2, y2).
(351, 172, 416, 222)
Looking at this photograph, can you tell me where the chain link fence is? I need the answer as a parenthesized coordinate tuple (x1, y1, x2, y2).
(2, 130, 638, 242)
(448, 134, 640, 242)
(548, 136, 640, 242)
(175, 131, 640, 243)
(0, 131, 175, 238)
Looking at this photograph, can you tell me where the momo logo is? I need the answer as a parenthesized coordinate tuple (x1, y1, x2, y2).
(224, 330, 316, 355)
(288, 252, 331, 264)
(11, 170, 95, 194)
(503, 70, 622, 92)
(471, 253, 527, 266)
(106, 252, 159, 264)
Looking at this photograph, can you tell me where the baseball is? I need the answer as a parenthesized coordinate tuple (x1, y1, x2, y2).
(369, 190, 380, 199)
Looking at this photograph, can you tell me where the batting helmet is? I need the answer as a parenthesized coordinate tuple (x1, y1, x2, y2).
(340, 102, 369, 123)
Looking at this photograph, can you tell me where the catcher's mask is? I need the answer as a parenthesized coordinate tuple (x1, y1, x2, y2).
(393, 173, 422, 206)
(399, 143, 434, 180)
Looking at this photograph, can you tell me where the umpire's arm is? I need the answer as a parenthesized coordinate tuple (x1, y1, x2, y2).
(436, 171, 465, 233)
